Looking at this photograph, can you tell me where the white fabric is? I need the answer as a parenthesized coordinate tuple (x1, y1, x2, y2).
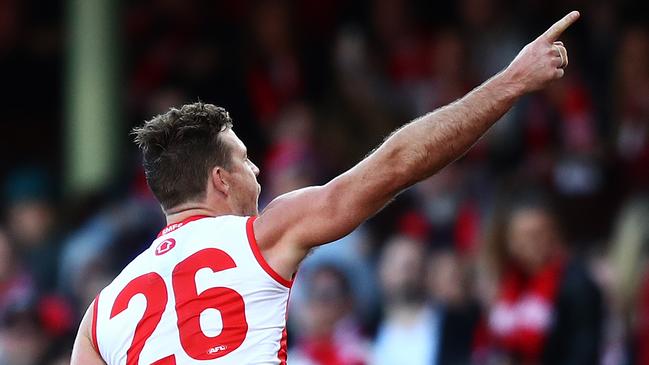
(372, 306, 440, 365)
(94, 215, 290, 365)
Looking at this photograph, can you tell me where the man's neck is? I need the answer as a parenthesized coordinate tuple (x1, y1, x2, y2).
(164, 204, 232, 225)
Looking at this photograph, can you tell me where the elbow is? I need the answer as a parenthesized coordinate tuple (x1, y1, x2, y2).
(319, 180, 364, 236)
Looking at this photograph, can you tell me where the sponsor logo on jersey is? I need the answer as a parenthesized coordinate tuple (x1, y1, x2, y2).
(207, 345, 228, 354)
(155, 238, 176, 256)
(160, 223, 183, 236)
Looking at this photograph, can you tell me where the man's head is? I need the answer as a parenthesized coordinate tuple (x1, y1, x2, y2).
(301, 265, 353, 336)
(133, 102, 260, 216)
(505, 203, 563, 274)
(378, 235, 426, 306)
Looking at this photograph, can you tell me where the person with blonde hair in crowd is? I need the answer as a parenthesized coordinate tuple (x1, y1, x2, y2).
(607, 195, 649, 364)
(476, 192, 602, 364)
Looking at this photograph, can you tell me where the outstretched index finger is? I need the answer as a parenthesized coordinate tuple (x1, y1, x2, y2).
(540, 11, 580, 41)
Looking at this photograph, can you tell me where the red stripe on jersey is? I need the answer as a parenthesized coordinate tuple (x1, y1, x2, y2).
(278, 276, 294, 364)
(246, 216, 293, 288)
(278, 327, 288, 364)
(91, 293, 100, 353)
(157, 215, 211, 238)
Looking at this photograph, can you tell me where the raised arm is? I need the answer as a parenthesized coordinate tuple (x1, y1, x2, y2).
(254, 11, 580, 279)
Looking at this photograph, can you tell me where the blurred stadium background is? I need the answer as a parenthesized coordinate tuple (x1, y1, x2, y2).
(1, 0, 649, 364)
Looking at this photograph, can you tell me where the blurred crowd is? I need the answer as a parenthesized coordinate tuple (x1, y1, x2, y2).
(1, 0, 649, 364)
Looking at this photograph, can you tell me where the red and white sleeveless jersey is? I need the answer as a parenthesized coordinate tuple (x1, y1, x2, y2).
(91, 215, 292, 365)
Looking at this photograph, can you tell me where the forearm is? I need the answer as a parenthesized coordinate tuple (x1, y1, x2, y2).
(351, 9, 582, 197)
(357, 71, 523, 194)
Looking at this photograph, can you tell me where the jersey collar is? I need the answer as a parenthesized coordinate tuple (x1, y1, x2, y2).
(157, 215, 211, 238)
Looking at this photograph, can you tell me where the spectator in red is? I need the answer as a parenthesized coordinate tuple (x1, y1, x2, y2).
(246, 0, 304, 125)
(477, 193, 603, 365)
(614, 26, 649, 190)
(289, 265, 370, 365)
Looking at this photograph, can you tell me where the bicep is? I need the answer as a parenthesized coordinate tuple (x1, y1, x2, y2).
(257, 162, 400, 250)
(71, 302, 106, 365)
(254, 136, 413, 276)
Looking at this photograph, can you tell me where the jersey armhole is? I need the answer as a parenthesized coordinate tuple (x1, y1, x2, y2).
(246, 216, 293, 288)
(91, 293, 100, 354)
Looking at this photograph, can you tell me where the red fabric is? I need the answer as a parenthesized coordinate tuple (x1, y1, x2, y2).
(300, 335, 366, 365)
(386, 35, 430, 85)
(37, 294, 75, 337)
(92, 293, 100, 352)
(488, 257, 565, 361)
(524, 97, 553, 155)
(295, 317, 368, 365)
(303, 336, 344, 365)
(454, 201, 479, 255)
(397, 211, 431, 241)
(247, 58, 303, 124)
(559, 81, 597, 153)
(278, 327, 288, 365)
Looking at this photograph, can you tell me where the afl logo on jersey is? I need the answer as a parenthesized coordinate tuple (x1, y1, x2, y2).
(155, 238, 176, 256)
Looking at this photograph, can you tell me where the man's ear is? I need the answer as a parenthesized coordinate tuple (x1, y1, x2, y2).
(211, 166, 229, 196)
